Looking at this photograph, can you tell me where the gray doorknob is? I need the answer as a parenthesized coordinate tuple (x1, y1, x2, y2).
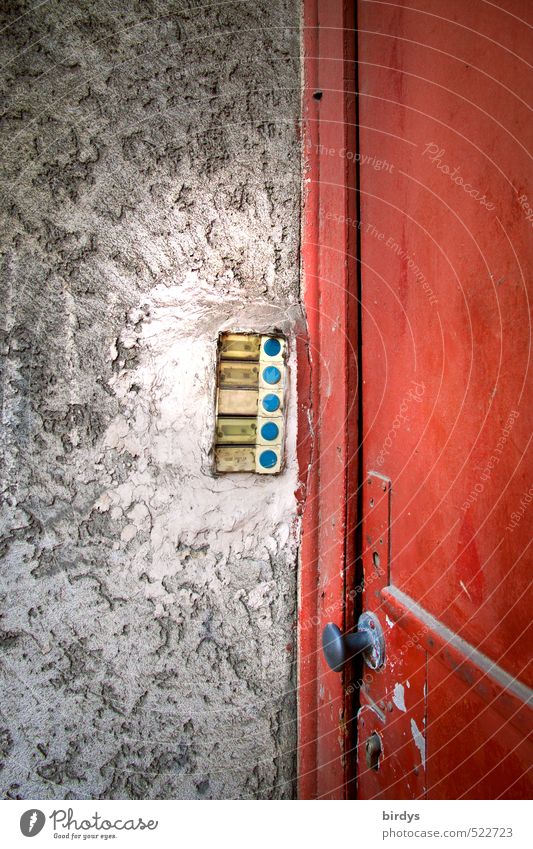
(322, 612, 385, 672)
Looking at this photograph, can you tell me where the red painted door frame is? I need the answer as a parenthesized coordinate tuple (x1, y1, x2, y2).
(297, 0, 359, 800)
(298, 0, 532, 801)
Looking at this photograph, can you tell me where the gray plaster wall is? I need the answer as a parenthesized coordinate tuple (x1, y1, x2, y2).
(0, 0, 302, 800)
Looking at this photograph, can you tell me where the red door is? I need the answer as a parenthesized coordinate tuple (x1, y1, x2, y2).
(299, 0, 532, 799)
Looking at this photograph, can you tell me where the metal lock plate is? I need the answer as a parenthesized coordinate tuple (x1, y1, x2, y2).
(365, 732, 382, 771)
(358, 611, 386, 670)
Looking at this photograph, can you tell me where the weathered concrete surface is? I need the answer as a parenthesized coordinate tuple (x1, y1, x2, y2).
(0, 0, 301, 799)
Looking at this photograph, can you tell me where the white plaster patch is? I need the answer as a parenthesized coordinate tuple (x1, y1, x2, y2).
(96, 282, 303, 594)
(392, 682, 407, 712)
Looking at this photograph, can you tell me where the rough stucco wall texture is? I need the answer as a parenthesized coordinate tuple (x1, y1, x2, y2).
(0, 0, 302, 800)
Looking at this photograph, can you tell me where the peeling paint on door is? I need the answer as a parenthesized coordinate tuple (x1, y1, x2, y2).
(411, 719, 426, 770)
(392, 682, 407, 713)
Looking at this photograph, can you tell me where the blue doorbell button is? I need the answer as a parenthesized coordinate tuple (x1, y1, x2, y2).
(258, 449, 278, 469)
(262, 393, 281, 413)
(260, 421, 279, 441)
(263, 337, 281, 357)
(261, 335, 285, 361)
(262, 366, 281, 384)
(257, 415, 283, 446)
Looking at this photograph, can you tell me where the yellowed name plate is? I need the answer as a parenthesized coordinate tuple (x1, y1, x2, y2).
(219, 333, 261, 361)
(215, 446, 256, 472)
(216, 417, 257, 443)
(217, 389, 258, 416)
(218, 361, 260, 388)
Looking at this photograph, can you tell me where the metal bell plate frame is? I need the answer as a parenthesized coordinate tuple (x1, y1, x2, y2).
(215, 332, 287, 474)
